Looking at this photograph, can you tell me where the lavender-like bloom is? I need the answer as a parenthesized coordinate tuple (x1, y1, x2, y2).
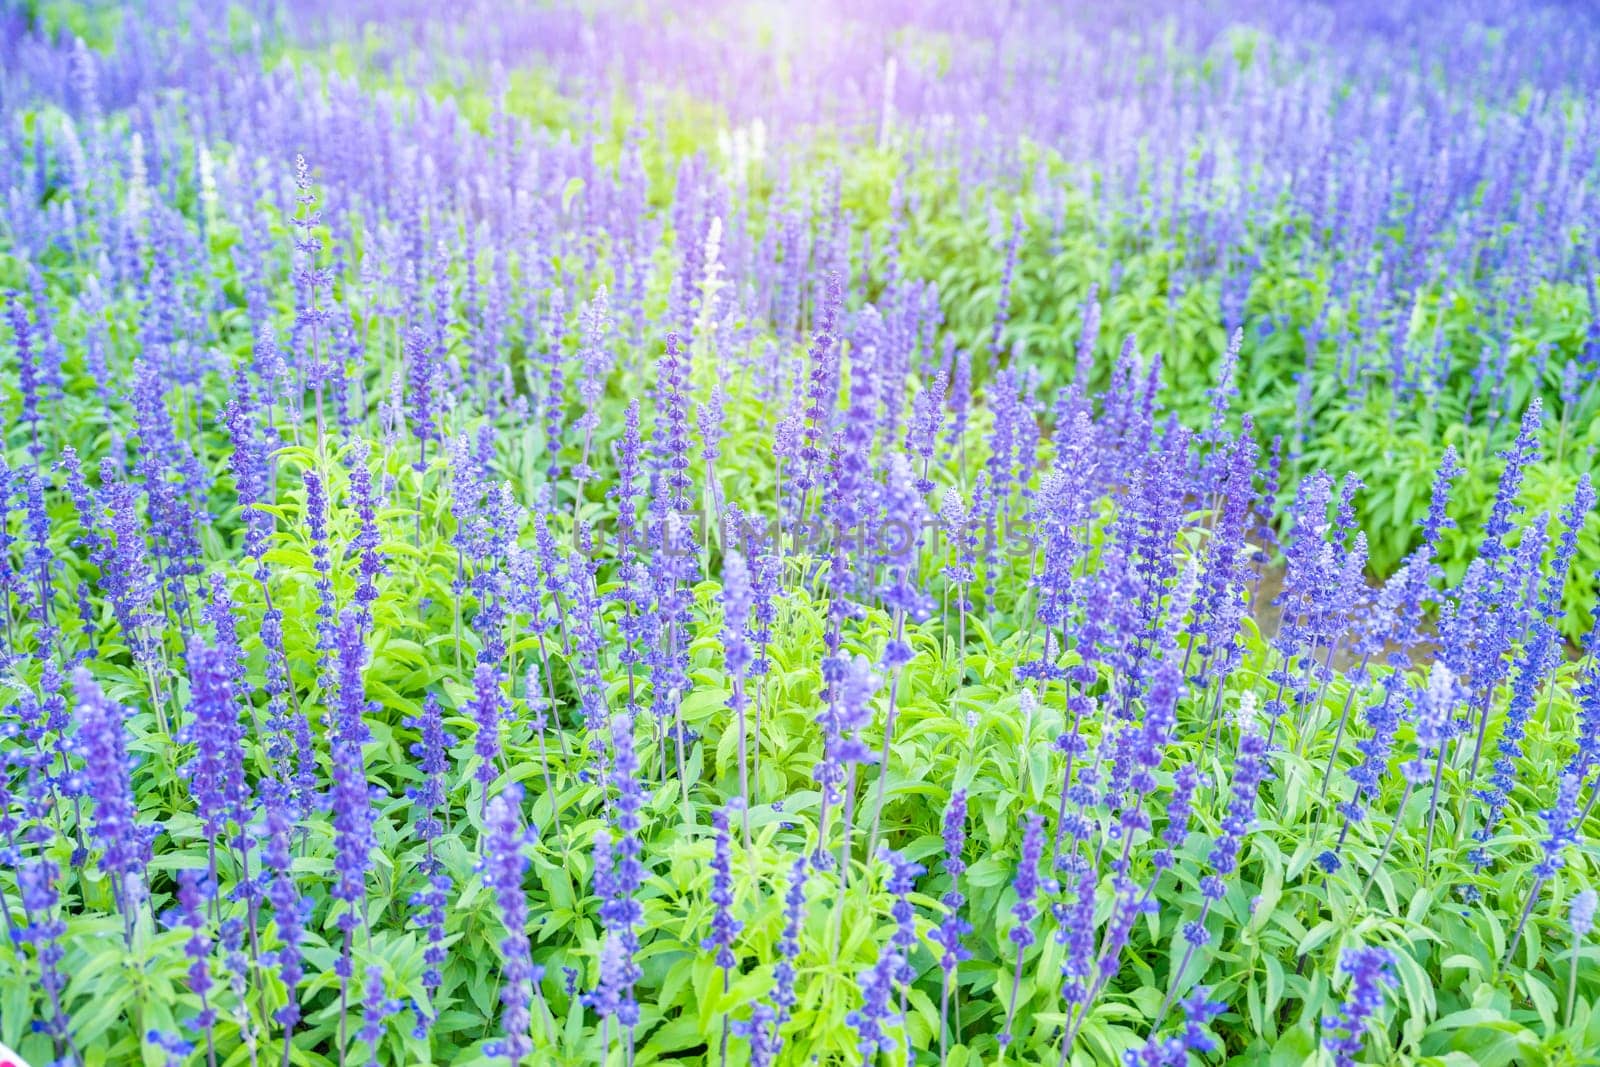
(773, 402, 803, 509)
(1172, 990, 1228, 1059)
(1321, 947, 1395, 1067)
(481, 785, 535, 1066)
(722, 549, 755, 836)
(1057, 864, 1099, 1009)
(567, 551, 616, 793)
(7, 292, 44, 458)
(18, 858, 75, 1060)
(1404, 664, 1458, 787)
(1000, 813, 1046, 1047)
(813, 653, 879, 867)
(317, 636, 384, 1033)
(933, 790, 972, 983)
(290, 155, 333, 388)
(1332, 679, 1405, 856)
(703, 804, 742, 976)
(1191, 430, 1258, 688)
(732, 1004, 780, 1067)
(796, 274, 843, 494)
(611, 402, 647, 635)
(1473, 476, 1595, 866)
(180, 642, 250, 850)
(75, 579, 96, 661)
(1349, 665, 1453, 892)
(329, 614, 377, 935)
(1415, 659, 1469, 865)
(171, 870, 217, 1064)
(594, 711, 645, 1042)
(303, 470, 336, 686)
(358, 964, 401, 1065)
(747, 537, 780, 682)
(0, 457, 26, 660)
(1265, 469, 1337, 744)
(470, 662, 508, 807)
(1155, 764, 1201, 872)
(405, 325, 439, 470)
(347, 439, 387, 631)
(771, 856, 809, 1031)
(1569, 887, 1598, 1027)
(885, 849, 924, 977)
(406, 693, 453, 1035)
(945, 343, 972, 453)
(572, 287, 614, 482)
(652, 330, 693, 506)
(1574, 890, 1599, 938)
(588, 929, 631, 1045)
(905, 366, 949, 493)
(221, 367, 274, 562)
(17, 468, 56, 647)
(147, 1030, 194, 1067)
(990, 210, 1025, 361)
(73, 668, 157, 927)
(1202, 329, 1244, 453)
(59, 445, 103, 558)
(97, 461, 161, 669)
(1135, 724, 1270, 1045)
(1203, 729, 1269, 900)
(1417, 445, 1463, 557)
(845, 951, 904, 1059)
(1130, 987, 1227, 1066)
(1481, 400, 1543, 568)
(1453, 406, 1546, 780)
(1533, 774, 1583, 881)
(202, 576, 246, 696)
(261, 778, 308, 1031)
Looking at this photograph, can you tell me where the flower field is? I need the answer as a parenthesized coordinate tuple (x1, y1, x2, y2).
(3, 1, 1600, 1065)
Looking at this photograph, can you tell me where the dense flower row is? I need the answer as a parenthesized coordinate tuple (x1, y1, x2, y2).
(0, 3, 1597, 1067)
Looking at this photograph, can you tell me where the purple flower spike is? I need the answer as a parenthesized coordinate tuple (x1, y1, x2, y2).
(481, 785, 535, 1066)
(1321, 947, 1395, 1067)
